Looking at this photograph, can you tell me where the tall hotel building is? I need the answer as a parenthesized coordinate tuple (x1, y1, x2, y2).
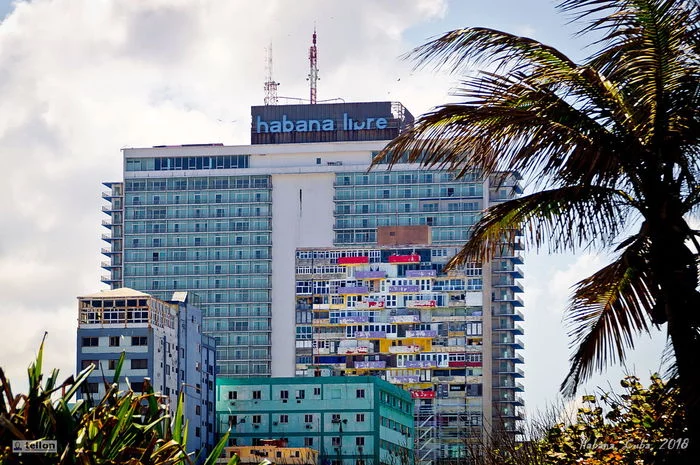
(101, 102, 524, 462)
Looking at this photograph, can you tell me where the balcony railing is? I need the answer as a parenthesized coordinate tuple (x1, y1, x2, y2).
(493, 308, 524, 321)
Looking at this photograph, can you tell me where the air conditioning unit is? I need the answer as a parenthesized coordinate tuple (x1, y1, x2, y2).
(305, 425, 312, 429)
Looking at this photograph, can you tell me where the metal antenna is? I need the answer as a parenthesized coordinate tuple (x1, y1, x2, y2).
(307, 28, 319, 104)
(264, 43, 279, 105)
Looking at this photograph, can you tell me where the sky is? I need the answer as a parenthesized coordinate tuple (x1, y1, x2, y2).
(0, 0, 667, 418)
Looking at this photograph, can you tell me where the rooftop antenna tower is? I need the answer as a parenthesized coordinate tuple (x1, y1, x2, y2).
(264, 43, 279, 105)
(307, 28, 319, 104)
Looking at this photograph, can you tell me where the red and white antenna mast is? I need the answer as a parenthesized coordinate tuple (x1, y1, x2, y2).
(264, 43, 279, 105)
(308, 28, 319, 104)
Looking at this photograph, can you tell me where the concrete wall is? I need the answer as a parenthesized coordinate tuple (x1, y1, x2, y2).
(270, 173, 335, 376)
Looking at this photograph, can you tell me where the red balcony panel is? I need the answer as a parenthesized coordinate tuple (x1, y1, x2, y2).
(388, 254, 420, 264)
(411, 390, 436, 399)
(338, 256, 369, 265)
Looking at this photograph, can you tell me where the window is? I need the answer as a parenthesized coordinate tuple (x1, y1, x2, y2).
(296, 390, 305, 399)
(131, 359, 147, 369)
(252, 415, 261, 424)
(313, 387, 321, 396)
(279, 414, 288, 424)
(356, 437, 365, 446)
(305, 414, 314, 423)
(332, 414, 341, 423)
(131, 336, 147, 346)
(81, 360, 97, 369)
(83, 382, 98, 394)
(228, 391, 238, 400)
(356, 413, 365, 422)
(195, 427, 201, 438)
(332, 437, 341, 447)
(253, 390, 262, 400)
(356, 389, 365, 398)
(304, 437, 314, 447)
(196, 405, 201, 416)
(82, 337, 98, 347)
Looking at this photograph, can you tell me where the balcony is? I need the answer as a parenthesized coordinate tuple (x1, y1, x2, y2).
(496, 367, 524, 378)
(101, 275, 120, 284)
(100, 261, 120, 270)
(493, 308, 524, 321)
(499, 408, 524, 420)
(493, 324, 524, 335)
(492, 280, 524, 293)
(102, 191, 124, 201)
(495, 381, 525, 392)
(493, 295, 524, 307)
(493, 265, 524, 279)
(101, 247, 117, 255)
(494, 351, 523, 362)
(495, 396, 525, 406)
(337, 286, 369, 294)
(494, 338, 524, 349)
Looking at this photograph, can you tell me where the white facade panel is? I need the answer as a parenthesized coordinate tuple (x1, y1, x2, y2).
(270, 172, 336, 376)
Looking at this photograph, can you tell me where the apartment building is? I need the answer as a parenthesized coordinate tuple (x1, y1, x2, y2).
(76, 288, 216, 458)
(215, 376, 414, 465)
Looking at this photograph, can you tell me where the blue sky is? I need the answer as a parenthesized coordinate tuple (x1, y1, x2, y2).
(0, 0, 667, 419)
(0, 1, 11, 20)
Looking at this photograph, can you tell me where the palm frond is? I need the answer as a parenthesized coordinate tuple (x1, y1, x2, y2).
(446, 185, 631, 268)
(561, 237, 655, 396)
(405, 26, 577, 76)
(373, 34, 650, 192)
(560, 0, 700, 162)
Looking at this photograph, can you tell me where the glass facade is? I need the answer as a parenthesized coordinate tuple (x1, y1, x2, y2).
(333, 170, 483, 245)
(119, 174, 272, 377)
(126, 155, 250, 171)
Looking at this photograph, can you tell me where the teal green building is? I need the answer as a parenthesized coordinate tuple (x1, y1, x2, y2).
(216, 376, 414, 465)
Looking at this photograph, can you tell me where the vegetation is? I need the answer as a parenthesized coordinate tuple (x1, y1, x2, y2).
(543, 375, 685, 465)
(468, 375, 684, 465)
(373, 0, 700, 453)
(0, 334, 236, 465)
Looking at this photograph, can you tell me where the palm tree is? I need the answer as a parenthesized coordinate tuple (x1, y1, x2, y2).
(0, 334, 237, 465)
(372, 0, 700, 452)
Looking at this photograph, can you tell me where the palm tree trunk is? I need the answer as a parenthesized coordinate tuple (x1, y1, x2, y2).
(650, 216, 700, 462)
